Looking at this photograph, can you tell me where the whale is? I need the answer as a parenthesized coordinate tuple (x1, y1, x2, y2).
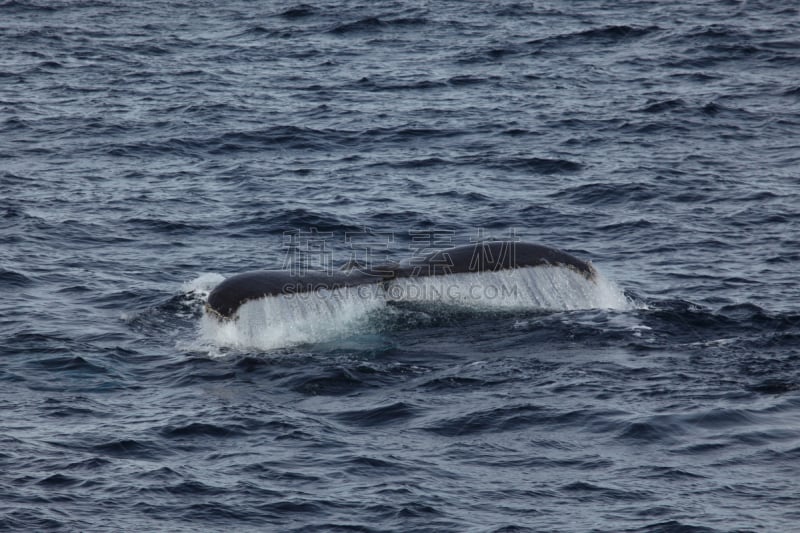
(205, 241, 596, 319)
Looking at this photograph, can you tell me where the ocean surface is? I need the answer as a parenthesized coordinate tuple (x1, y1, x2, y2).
(2, 1, 800, 531)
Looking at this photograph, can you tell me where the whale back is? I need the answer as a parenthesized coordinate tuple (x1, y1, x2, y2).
(389, 241, 595, 279)
(206, 269, 382, 319)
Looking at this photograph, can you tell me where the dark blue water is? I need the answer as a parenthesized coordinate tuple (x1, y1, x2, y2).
(2, 1, 800, 531)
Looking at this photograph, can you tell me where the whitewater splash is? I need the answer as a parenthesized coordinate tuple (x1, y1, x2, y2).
(199, 285, 387, 352)
(194, 266, 632, 352)
(386, 266, 629, 310)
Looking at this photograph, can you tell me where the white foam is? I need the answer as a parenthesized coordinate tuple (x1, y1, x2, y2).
(199, 284, 387, 352)
(181, 272, 225, 298)
(386, 266, 633, 311)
